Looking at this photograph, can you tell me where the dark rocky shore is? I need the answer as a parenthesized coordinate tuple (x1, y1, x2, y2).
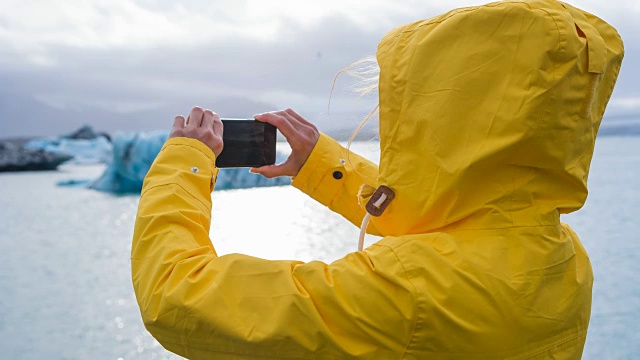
(0, 125, 109, 172)
(0, 141, 73, 172)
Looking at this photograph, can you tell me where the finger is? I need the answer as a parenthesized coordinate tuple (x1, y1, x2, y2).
(212, 115, 223, 136)
(250, 161, 296, 178)
(284, 108, 315, 128)
(173, 115, 185, 130)
(277, 110, 309, 133)
(261, 110, 305, 132)
(202, 109, 215, 129)
(273, 111, 319, 150)
(188, 106, 204, 128)
(255, 113, 300, 146)
(272, 110, 317, 142)
(169, 115, 186, 138)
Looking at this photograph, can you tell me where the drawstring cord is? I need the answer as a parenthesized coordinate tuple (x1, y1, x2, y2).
(358, 213, 371, 252)
(358, 193, 388, 251)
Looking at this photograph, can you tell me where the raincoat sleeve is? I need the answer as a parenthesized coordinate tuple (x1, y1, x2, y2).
(292, 133, 381, 235)
(131, 137, 415, 359)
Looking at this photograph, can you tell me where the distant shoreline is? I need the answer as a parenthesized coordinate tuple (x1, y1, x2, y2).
(0, 137, 34, 146)
(3, 123, 639, 144)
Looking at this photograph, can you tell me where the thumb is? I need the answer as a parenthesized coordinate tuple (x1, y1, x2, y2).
(249, 165, 280, 179)
(250, 163, 294, 179)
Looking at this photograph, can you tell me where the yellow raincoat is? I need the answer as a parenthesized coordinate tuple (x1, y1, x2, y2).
(132, 1, 623, 358)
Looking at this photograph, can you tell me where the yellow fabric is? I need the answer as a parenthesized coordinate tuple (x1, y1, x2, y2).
(132, 1, 623, 359)
(290, 133, 381, 235)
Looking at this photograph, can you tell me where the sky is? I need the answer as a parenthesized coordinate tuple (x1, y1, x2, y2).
(0, 0, 638, 138)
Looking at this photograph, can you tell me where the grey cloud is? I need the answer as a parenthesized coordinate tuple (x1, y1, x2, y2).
(0, 3, 638, 138)
(0, 13, 384, 138)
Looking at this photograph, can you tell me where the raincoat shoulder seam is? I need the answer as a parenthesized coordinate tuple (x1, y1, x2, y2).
(372, 242, 420, 358)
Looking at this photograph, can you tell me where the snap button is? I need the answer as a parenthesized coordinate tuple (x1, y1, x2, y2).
(339, 158, 346, 165)
(191, 167, 200, 174)
(332, 171, 343, 180)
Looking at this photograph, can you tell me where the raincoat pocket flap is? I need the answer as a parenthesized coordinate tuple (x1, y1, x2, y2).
(560, 2, 606, 74)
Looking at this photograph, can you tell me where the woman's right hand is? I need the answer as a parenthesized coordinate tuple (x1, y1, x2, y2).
(250, 108, 319, 178)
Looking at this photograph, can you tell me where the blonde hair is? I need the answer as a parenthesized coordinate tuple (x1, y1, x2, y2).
(328, 55, 381, 158)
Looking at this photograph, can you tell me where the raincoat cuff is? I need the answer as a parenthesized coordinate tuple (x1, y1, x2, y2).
(292, 133, 346, 205)
(142, 137, 219, 198)
(162, 137, 217, 164)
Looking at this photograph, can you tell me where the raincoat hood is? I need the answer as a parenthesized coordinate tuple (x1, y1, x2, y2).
(132, 1, 623, 358)
(367, 0, 624, 236)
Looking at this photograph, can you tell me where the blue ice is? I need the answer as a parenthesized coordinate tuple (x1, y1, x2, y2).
(90, 131, 290, 194)
(25, 136, 113, 164)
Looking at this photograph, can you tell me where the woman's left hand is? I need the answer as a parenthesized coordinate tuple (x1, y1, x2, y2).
(169, 106, 224, 157)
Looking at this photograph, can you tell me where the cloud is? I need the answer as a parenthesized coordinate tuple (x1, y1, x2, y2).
(29, 15, 377, 105)
(0, 10, 383, 137)
(0, 0, 638, 138)
(610, 96, 640, 111)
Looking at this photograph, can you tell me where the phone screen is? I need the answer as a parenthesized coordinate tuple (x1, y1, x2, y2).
(215, 119, 277, 168)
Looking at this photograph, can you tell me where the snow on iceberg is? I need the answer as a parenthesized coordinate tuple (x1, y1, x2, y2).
(90, 131, 290, 194)
(25, 136, 112, 164)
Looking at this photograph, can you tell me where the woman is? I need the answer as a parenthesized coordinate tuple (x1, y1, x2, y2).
(132, 1, 623, 358)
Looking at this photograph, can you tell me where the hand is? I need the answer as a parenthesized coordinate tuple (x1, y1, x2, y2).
(250, 108, 319, 178)
(169, 106, 224, 157)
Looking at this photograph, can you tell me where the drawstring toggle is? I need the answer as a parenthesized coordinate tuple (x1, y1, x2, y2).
(358, 185, 395, 251)
(365, 185, 395, 216)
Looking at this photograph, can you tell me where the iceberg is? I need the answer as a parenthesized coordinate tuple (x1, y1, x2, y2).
(25, 136, 113, 164)
(90, 131, 290, 194)
(24, 125, 113, 164)
(90, 131, 168, 193)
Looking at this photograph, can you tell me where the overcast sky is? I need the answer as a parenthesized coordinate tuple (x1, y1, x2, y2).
(0, 0, 638, 138)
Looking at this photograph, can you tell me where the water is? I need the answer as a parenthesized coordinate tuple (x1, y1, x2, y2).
(0, 139, 638, 359)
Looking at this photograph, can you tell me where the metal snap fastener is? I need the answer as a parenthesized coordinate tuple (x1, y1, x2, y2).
(332, 171, 343, 180)
(339, 158, 346, 165)
(191, 167, 200, 174)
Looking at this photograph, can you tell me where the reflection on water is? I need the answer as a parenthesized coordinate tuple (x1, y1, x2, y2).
(0, 140, 638, 359)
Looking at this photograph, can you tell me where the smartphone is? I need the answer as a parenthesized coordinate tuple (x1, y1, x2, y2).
(215, 119, 277, 168)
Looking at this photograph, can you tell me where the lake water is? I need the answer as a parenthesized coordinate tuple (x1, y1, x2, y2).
(0, 139, 638, 359)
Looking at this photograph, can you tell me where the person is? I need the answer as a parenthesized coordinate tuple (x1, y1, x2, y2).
(131, 0, 623, 358)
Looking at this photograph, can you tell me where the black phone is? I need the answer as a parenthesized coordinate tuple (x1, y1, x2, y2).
(215, 119, 277, 168)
